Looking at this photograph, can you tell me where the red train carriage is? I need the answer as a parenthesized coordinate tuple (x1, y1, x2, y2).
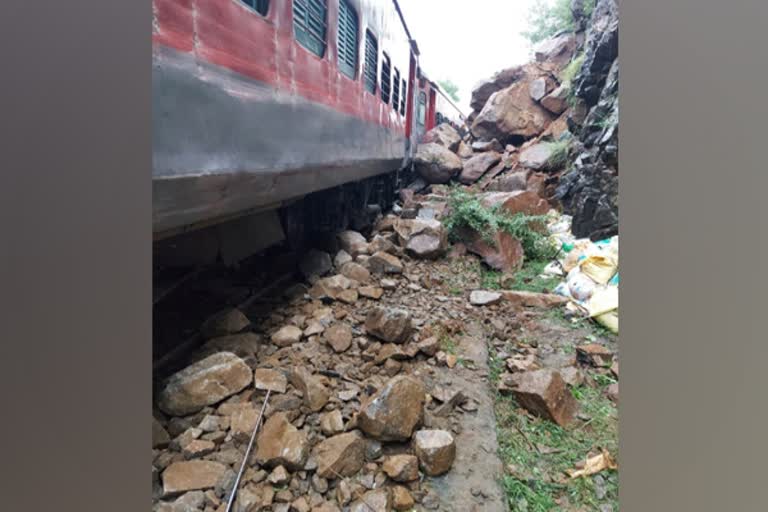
(153, 0, 464, 265)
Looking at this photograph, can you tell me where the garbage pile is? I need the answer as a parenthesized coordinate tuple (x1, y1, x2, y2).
(543, 211, 619, 334)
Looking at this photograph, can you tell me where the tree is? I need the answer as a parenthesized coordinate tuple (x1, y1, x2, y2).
(521, 0, 595, 46)
(438, 79, 460, 103)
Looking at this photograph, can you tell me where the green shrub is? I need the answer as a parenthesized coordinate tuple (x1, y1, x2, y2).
(444, 187, 559, 262)
(522, 0, 596, 46)
(559, 51, 585, 85)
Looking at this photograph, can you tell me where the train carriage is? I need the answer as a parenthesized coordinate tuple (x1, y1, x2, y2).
(153, 0, 464, 266)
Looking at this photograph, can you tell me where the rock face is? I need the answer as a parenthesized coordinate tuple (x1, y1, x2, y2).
(458, 151, 502, 185)
(556, 0, 619, 240)
(422, 123, 462, 152)
(471, 79, 556, 142)
(364, 307, 412, 344)
(413, 430, 456, 476)
(358, 375, 425, 441)
(162, 460, 227, 496)
(507, 369, 578, 427)
(158, 352, 252, 416)
(312, 431, 366, 478)
(255, 412, 309, 470)
(414, 143, 463, 184)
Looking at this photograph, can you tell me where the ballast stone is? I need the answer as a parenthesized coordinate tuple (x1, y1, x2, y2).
(358, 375, 425, 441)
(157, 352, 252, 417)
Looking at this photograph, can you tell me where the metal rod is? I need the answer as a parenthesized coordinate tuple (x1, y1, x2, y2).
(225, 389, 271, 512)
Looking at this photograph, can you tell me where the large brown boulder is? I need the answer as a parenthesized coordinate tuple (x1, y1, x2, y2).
(505, 369, 578, 427)
(413, 143, 463, 184)
(161, 460, 227, 497)
(458, 151, 502, 185)
(479, 190, 550, 217)
(364, 307, 412, 344)
(471, 80, 556, 142)
(358, 375, 425, 441)
(157, 352, 252, 417)
(470, 65, 527, 113)
(312, 431, 366, 478)
(255, 412, 309, 470)
(393, 218, 449, 260)
(422, 123, 462, 152)
(458, 227, 525, 273)
(541, 84, 570, 114)
(518, 142, 559, 170)
(533, 32, 580, 70)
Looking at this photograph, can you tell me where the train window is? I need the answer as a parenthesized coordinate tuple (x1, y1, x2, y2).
(293, 0, 328, 57)
(337, 0, 358, 79)
(417, 91, 426, 126)
(400, 78, 407, 115)
(240, 0, 269, 16)
(380, 53, 391, 104)
(392, 68, 400, 112)
(363, 30, 378, 94)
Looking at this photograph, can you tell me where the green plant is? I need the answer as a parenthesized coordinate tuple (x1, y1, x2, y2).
(546, 139, 570, 170)
(437, 79, 460, 102)
(443, 187, 559, 262)
(521, 0, 596, 46)
(559, 51, 585, 85)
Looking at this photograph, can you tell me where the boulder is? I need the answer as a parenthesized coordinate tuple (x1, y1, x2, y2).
(529, 76, 556, 102)
(471, 80, 556, 142)
(576, 343, 614, 367)
(358, 375, 425, 441)
(320, 410, 345, 436)
(382, 455, 419, 482)
(469, 290, 503, 306)
(458, 226, 525, 273)
(368, 234, 397, 254)
(479, 190, 550, 217)
(324, 323, 353, 353)
(500, 290, 569, 308)
(391, 486, 415, 511)
(308, 274, 355, 301)
(358, 286, 384, 300)
(506, 369, 578, 427)
(519, 142, 561, 170)
(393, 218, 449, 260)
(230, 403, 260, 442)
(299, 249, 332, 280)
(413, 143, 463, 184)
(364, 307, 412, 344)
(470, 65, 527, 113)
(367, 251, 404, 274)
(485, 170, 529, 193)
(199, 332, 261, 361)
(199, 308, 250, 340)
(458, 151, 502, 185)
(162, 461, 227, 497)
(533, 32, 579, 70)
(471, 139, 504, 153)
(289, 368, 330, 412)
(541, 84, 570, 114)
(337, 231, 369, 257)
(271, 325, 303, 347)
(334, 249, 353, 268)
(255, 412, 309, 470)
(253, 368, 287, 394)
(312, 431, 366, 478)
(413, 430, 456, 476)
(153, 418, 170, 448)
(422, 123, 462, 152)
(457, 140, 474, 158)
(157, 352, 252, 417)
(350, 489, 390, 512)
(339, 262, 370, 283)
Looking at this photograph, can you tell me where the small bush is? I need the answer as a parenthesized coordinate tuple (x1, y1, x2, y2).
(559, 51, 585, 85)
(444, 187, 559, 262)
(546, 139, 570, 169)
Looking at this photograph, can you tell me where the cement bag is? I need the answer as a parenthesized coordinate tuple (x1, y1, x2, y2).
(585, 286, 619, 318)
(579, 254, 618, 284)
(568, 269, 597, 301)
(595, 310, 619, 333)
(562, 239, 594, 272)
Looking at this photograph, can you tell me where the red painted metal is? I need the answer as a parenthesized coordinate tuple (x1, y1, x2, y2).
(405, 52, 415, 139)
(426, 86, 437, 132)
(153, 0, 411, 132)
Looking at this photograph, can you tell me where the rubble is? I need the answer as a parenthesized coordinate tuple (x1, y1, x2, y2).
(337, 231, 369, 257)
(254, 412, 309, 470)
(358, 375, 425, 441)
(364, 307, 412, 343)
(469, 290, 503, 306)
(413, 430, 456, 476)
(271, 325, 303, 347)
(382, 454, 420, 482)
(312, 431, 366, 478)
(162, 460, 227, 496)
(414, 143, 464, 184)
(299, 249, 333, 280)
(367, 251, 404, 274)
(157, 352, 252, 417)
(458, 151, 502, 184)
(505, 369, 579, 427)
(324, 323, 353, 353)
(253, 368, 287, 393)
(289, 368, 330, 412)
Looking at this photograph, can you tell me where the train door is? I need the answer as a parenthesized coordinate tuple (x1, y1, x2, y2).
(426, 87, 437, 132)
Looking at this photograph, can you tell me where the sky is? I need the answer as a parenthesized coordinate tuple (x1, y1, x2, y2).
(398, 0, 541, 114)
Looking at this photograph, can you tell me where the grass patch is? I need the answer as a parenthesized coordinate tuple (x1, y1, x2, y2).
(545, 139, 570, 170)
(495, 381, 619, 510)
(508, 260, 559, 293)
(444, 187, 559, 262)
(559, 51, 585, 85)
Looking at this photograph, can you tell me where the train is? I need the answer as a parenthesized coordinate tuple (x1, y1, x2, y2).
(152, 0, 466, 267)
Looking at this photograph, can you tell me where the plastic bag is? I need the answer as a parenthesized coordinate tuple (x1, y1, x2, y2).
(595, 310, 619, 333)
(568, 270, 597, 301)
(579, 254, 618, 284)
(585, 286, 619, 318)
(562, 239, 595, 272)
(543, 261, 565, 276)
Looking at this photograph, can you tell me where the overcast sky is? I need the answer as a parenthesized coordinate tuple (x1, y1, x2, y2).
(398, 0, 542, 113)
